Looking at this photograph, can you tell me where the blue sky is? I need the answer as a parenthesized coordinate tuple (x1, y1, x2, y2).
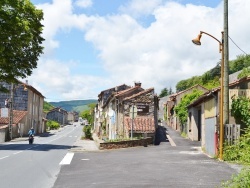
(28, 0, 250, 102)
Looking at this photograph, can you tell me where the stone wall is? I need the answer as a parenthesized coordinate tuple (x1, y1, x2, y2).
(99, 137, 153, 150)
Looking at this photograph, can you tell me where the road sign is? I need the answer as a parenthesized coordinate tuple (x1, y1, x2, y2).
(137, 104, 149, 114)
(129, 105, 137, 119)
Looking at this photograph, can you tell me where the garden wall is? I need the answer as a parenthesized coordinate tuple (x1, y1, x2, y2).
(99, 137, 153, 150)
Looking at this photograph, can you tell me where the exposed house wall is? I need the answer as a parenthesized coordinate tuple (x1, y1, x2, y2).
(167, 85, 209, 132)
(0, 81, 45, 138)
(46, 108, 67, 126)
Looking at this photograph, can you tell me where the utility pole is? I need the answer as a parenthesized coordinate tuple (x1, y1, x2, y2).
(9, 83, 14, 140)
(223, 0, 229, 125)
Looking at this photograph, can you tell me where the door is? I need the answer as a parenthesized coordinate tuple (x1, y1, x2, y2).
(198, 109, 201, 141)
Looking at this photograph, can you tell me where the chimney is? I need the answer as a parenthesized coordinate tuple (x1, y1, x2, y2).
(134, 81, 141, 87)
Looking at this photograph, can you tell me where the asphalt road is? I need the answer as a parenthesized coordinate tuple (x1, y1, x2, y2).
(53, 125, 240, 188)
(0, 123, 82, 188)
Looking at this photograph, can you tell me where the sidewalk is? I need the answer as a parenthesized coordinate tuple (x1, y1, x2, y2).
(70, 133, 102, 152)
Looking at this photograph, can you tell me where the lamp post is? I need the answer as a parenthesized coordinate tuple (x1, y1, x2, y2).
(192, 31, 224, 160)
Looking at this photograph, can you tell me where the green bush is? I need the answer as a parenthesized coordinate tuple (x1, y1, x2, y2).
(83, 125, 92, 139)
(224, 127, 250, 165)
(46, 120, 60, 130)
(221, 167, 250, 188)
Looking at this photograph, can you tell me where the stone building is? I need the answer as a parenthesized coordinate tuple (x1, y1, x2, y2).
(46, 107, 68, 126)
(0, 80, 45, 140)
(95, 82, 158, 140)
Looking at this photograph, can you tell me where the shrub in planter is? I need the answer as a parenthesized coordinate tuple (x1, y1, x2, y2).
(83, 125, 92, 139)
(46, 120, 60, 130)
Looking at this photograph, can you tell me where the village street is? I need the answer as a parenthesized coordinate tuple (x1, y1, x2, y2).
(0, 124, 82, 188)
(53, 124, 241, 188)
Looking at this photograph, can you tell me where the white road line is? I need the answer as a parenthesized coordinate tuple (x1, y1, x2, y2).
(0, 156, 9, 160)
(59, 153, 74, 165)
(13, 151, 23, 155)
(167, 135, 176, 146)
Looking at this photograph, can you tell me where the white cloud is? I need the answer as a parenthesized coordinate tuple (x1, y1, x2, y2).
(30, 0, 250, 102)
(26, 58, 108, 101)
(119, 0, 162, 17)
(82, 1, 225, 92)
(75, 0, 93, 8)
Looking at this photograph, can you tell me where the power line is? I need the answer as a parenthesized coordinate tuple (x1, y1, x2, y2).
(228, 35, 248, 55)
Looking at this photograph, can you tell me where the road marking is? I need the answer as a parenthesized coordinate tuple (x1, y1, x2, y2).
(0, 156, 9, 160)
(60, 153, 74, 165)
(81, 159, 90, 161)
(167, 135, 176, 146)
(13, 151, 23, 155)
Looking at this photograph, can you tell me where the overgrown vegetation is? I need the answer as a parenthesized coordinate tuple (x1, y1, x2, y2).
(223, 127, 250, 164)
(229, 54, 250, 74)
(175, 55, 250, 92)
(221, 167, 250, 188)
(83, 125, 92, 139)
(46, 120, 60, 130)
(175, 65, 220, 92)
(238, 67, 250, 79)
(43, 101, 54, 113)
(174, 89, 203, 125)
(80, 103, 96, 139)
(231, 96, 250, 130)
(80, 103, 96, 126)
(222, 96, 250, 187)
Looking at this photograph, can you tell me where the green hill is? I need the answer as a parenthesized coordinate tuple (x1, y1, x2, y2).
(49, 99, 97, 113)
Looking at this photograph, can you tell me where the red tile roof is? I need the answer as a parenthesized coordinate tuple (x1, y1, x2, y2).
(124, 116, 155, 133)
(123, 88, 154, 101)
(0, 110, 27, 125)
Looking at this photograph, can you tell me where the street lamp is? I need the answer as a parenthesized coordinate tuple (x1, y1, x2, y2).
(192, 31, 224, 160)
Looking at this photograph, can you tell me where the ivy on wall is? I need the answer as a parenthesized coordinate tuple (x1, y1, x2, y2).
(174, 89, 203, 125)
(231, 96, 250, 129)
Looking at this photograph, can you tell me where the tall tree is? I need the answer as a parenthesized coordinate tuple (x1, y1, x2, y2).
(0, 0, 44, 83)
(159, 88, 169, 98)
(169, 87, 173, 95)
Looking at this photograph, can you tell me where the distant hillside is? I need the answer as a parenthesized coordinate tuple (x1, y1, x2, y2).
(43, 101, 55, 113)
(49, 99, 97, 113)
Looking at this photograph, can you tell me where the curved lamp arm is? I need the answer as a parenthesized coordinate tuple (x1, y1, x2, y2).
(192, 31, 223, 53)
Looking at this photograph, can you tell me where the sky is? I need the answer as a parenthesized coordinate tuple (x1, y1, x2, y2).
(27, 0, 250, 102)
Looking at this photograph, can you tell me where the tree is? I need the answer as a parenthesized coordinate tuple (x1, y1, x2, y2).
(43, 101, 55, 113)
(80, 103, 96, 125)
(229, 54, 250, 74)
(0, 0, 44, 83)
(159, 88, 168, 98)
(169, 87, 173, 95)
